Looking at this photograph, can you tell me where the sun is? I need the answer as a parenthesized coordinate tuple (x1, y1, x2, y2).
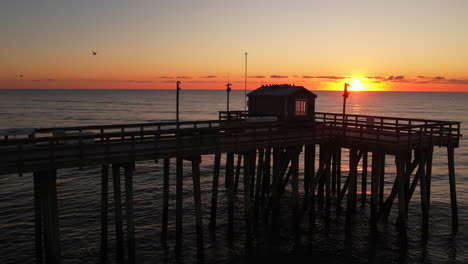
(349, 79, 365, 91)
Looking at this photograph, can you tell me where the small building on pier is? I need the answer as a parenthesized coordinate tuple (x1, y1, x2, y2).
(247, 84, 317, 121)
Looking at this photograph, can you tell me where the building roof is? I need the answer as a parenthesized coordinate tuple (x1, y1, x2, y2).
(247, 84, 317, 97)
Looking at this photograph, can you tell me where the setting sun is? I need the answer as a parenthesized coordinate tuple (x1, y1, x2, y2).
(350, 79, 366, 91)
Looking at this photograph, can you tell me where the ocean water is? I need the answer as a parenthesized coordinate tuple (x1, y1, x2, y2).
(0, 89, 466, 263)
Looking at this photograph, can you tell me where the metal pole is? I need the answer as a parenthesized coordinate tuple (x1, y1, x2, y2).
(226, 82, 232, 112)
(244, 52, 248, 111)
(176, 81, 181, 122)
(342, 83, 350, 115)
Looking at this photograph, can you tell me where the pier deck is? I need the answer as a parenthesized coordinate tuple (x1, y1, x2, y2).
(0, 112, 460, 175)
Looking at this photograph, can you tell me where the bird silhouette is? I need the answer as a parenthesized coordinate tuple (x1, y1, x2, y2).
(19, 75, 23, 78)
(92, 51, 97, 55)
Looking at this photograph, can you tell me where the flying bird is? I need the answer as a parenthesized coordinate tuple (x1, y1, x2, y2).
(20, 75, 23, 78)
(92, 51, 97, 55)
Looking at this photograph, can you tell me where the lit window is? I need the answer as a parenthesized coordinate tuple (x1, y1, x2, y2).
(295, 99, 307, 116)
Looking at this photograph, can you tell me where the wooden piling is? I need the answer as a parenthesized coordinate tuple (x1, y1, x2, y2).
(191, 156, 205, 261)
(124, 164, 135, 264)
(234, 153, 242, 193)
(370, 152, 380, 224)
(361, 152, 368, 202)
(396, 153, 407, 230)
(291, 148, 300, 221)
(347, 149, 359, 212)
(209, 153, 221, 230)
(331, 146, 337, 195)
(175, 157, 183, 254)
(260, 148, 271, 207)
(243, 151, 254, 250)
(161, 158, 170, 245)
(33, 173, 43, 264)
(226, 152, 235, 240)
(417, 149, 429, 229)
(336, 148, 342, 198)
(42, 170, 61, 264)
(112, 164, 124, 263)
(447, 145, 458, 232)
(379, 154, 386, 208)
(100, 164, 109, 255)
(254, 149, 264, 226)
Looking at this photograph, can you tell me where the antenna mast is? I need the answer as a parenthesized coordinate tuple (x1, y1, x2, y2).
(244, 52, 248, 111)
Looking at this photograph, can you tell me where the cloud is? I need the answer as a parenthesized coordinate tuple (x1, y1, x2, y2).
(417, 75, 426, 78)
(200, 75, 217, 78)
(433, 76, 445, 80)
(176, 76, 192, 79)
(395, 76, 405, 80)
(270, 75, 288, 78)
(249, 75, 266, 78)
(160, 76, 174, 79)
(301, 75, 349, 79)
(365, 76, 383, 80)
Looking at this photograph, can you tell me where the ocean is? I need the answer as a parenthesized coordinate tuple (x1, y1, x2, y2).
(0, 89, 466, 263)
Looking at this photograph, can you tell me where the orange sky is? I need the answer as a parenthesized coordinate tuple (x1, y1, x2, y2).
(2, 1, 468, 92)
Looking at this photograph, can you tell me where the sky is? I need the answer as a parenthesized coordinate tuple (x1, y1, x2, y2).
(1, 0, 468, 91)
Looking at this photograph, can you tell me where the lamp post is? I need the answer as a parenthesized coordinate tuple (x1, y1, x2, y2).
(226, 82, 232, 112)
(176, 81, 181, 123)
(343, 83, 350, 115)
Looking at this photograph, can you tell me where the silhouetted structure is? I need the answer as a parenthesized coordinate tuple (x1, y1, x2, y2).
(0, 92, 461, 263)
(247, 84, 317, 121)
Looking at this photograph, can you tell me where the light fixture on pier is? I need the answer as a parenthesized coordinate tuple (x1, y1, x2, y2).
(343, 83, 350, 115)
(176, 81, 181, 123)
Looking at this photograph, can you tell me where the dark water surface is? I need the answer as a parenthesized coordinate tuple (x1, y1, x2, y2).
(0, 89, 467, 263)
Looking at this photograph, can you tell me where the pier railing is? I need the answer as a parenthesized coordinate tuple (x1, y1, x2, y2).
(0, 111, 461, 175)
(315, 112, 461, 148)
(0, 120, 322, 175)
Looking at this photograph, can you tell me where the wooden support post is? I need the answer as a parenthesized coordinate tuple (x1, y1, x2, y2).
(209, 153, 221, 230)
(192, 156, 205, 261)
(100, 164, 109, 256)
(234, 153, 242, 193)
(347, 149, 359, 213)
(370, 152, 380, 224)
(331, 146, 337, 195)
(291, 148, 300, 222)
(254, 149, 264, 226)
(317, 145, 325, 206)
(226, 152, 235, 240)
(336, 148, 342, 198)
(396, 153, 407, 230)
(161, 159, 170, 245)
(426, 147, 433, 204)
(324, 147, 332, 204)
(270, 148, 282, 228)
(33, 173, 43, 264)
(124, 164, 135, 264)
(175, 157, 183, 254)
(379, 154, 386, 208)
(447, 145, 458, 232)
(417, 149, 429, 229)
(303, 144, 315, 212)
(379, 158, 418, 221)
(261, 148, 271, 207)
(38, 170, 61, 264)
(250, 151, 257, 196)
(112, 164, 124, 263)
(361, 152, 368, 202)
(243, 151, 254, 250)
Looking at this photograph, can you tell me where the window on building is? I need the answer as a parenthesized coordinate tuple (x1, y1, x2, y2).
(295, 99, 307, 116)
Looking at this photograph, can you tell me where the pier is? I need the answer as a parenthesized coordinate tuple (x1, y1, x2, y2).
(0, 110, 461, 263)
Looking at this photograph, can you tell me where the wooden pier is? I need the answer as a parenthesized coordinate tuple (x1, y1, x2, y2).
(0, 111, 461, 263)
